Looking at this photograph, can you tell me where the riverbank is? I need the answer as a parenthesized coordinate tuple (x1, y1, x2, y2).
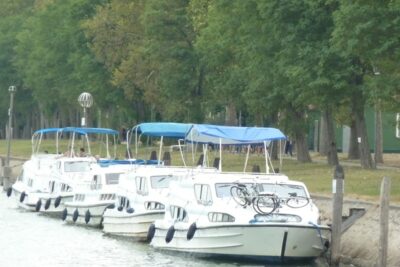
(314, 196, 400, 267)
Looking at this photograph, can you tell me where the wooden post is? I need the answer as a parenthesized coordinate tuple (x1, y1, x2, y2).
(331, 165, 344, 266)
(377, 176, 391, 267)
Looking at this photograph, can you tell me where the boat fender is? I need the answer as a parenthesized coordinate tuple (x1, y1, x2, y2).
(44, 198, 51, 210)
(126, 208, 134, 214)
(186, 222, 197, 240)
(73, 209, 79, 222)
(62, 208, 68, 221)
(85, 210, 91, 224)
(106, 203, 115, 210)
(20, 191, 26, 203)
(6, 187, 12, 197)
(147, 223, 156, 242)
(117, 206, 123, 212)
(165, 225, 175, 243)
(35, 200, 42, 212)
(54, 196, 62, 208)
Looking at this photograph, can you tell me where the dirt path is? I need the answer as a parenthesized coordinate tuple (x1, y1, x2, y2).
(314, 196, 400, 267)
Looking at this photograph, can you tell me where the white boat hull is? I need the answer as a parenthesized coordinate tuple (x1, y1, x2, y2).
(64, 202, 112, 227)
(38, 194, 74, 215)
(102, 210, 164, 240)
(151, 224, 330, 263)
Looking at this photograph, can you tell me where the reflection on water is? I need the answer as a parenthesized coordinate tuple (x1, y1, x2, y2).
(0, 188, 328, 267)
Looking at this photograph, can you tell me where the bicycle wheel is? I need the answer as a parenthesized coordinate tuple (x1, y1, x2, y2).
(253, 196, 277, 215)
(286, 196, 309, 208)
(230, 186, 249, 207)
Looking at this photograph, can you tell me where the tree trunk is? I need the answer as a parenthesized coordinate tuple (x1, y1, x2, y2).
(348, 119, 359, 159)
(374, 107, 384, 164)
(319, 113, 328, 156)
(322, 109, 339, 165)
(225, 102, 238, 126)
(294, 131, 311, 162)
(354, 105, 376, 169)
(270, 140, 279, 160)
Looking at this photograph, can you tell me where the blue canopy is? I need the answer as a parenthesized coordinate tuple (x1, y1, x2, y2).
(133, 122, 192, 138)
(62, 127, 119, 135)
(33, 128, 64, 135)
(185, 124, 286, 145)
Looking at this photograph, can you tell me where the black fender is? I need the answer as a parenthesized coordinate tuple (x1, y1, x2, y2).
(85, 210, 91, 224)
(6, 187, 12, 197)
(54, 196, 62, 208)
(186, 222, 197, 240)
(44, 198, 51, 210)
(72, 209, 79, 222)
(106, 203, 115, 210)
(126, 208, 134, 213)
(165, 225, 175, 243)
(117, 206, 123, 211)
(147, 223, 156, 243)
(35, 200, 42, 212)
(20, 191, 26, 203)
(61, 208, 68, 221)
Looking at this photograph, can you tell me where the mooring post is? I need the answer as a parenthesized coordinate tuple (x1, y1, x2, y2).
(331, 165, 344, 267)
(377, 176, 391, 267)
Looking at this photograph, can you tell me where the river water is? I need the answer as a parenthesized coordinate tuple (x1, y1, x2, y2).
(0, 187, 329, 267)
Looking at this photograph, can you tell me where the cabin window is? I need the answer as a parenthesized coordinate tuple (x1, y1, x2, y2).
(135, 176, 148, 195)
(90, 175, 102, 190)
(60, 183, 72, 192)
(106, 173, 120, 185)
(194, 184, 212, 205)
(64, 161, 91, 172)
(118, 196, 130, 208)
(150, 175, 172, 189)
(260, 183, 307, 198)
(145, 201, 164, 210)
(49, 181, 55, 193)
(208, 212, 235, 222)
(169, 205, 188, 222)
(215, 183, 253, 198)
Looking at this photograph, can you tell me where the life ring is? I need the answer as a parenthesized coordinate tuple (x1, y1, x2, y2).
(186, 222, 197, 240)
(20, 191, 26, 203)
(61, 208, 68, 221)
(6, 187, 12, 197)
(147, 223, 156, 242)
(85, 210, 91, 224)
(72, 209, 79, 222)
(165, 225, 175, 243)
(126, 208, 134, 213)
(54, 196, 62, 208)
(35, 200, 42, 212)
(44, 199, 51, 210)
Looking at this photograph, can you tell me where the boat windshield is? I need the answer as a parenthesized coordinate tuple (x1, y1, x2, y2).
(260, 183, 307, 198)
(64, 161, 92, 172)
(214, 182, 307, 199)
(150, 175, 173, 189)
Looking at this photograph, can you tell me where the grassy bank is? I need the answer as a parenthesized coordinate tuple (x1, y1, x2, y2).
(1, 139, 399, 203)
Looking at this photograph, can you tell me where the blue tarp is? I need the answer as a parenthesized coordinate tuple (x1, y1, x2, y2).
(185, 124, 286, 145)
(133, 122, 192, 138)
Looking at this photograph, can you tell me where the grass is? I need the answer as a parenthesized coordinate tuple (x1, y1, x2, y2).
(1, 139, 399, 203)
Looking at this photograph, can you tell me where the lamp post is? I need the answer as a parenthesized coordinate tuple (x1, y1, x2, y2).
(78, 92, 93, 127)
(3, 85, 16, 191)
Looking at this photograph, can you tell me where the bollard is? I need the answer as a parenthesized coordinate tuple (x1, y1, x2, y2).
(331, 165, 344, 266)
(377, 177, 391, 267)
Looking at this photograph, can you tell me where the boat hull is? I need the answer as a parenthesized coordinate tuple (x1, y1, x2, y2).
(151, 224, 330, 263)
(64, 202, 112, 227)
(102, 210, 164, 240)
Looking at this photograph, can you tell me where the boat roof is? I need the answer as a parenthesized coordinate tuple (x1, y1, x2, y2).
(33, 127, 119, 136)
(185, 124, 286, 145)
(133, 122, 192, 138)
(33, 128, 64, 135)
(62, 127, 119, 135)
